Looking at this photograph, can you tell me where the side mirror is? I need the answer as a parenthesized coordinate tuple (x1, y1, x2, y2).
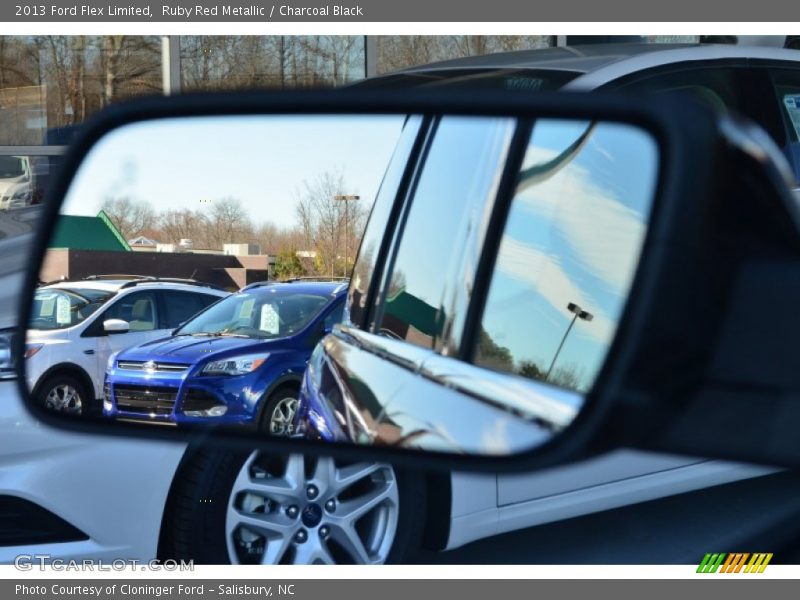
(103, 319, 130, 334)
(14, 89, 800, 473)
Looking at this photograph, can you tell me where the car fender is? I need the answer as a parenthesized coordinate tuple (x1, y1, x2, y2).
(252, 370, 305, 424)
(31, 361, 96, 401)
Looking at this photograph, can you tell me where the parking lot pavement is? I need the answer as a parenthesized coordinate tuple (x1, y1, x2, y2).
(412, 471, 800, 564)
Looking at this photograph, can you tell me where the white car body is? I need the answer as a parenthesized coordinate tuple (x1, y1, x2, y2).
(26, 280, 228, 402)
(0, 43, 792, 563)
(0, 156, 32, 211)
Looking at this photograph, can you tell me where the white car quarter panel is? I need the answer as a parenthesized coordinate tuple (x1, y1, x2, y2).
(451, 471, 497, 518)
(0, 380, 187, 563)
(25, 332, 96, 396)
(491, 460, 776, 545)
(498, 450, 701, 506)
(446, 456, 776, 550)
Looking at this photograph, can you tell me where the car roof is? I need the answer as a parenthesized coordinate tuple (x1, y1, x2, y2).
(368, 43, 800, 90)
(43, 280, 127, 292)
(41, 280, 228, 294)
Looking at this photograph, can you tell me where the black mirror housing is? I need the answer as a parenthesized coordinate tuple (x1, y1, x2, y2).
(15, 88, 800, 473)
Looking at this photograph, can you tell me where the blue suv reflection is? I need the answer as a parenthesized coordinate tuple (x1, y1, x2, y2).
(103, 281, 346, 431)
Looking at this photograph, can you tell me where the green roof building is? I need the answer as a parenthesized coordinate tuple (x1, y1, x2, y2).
(48, 211, 130, 252)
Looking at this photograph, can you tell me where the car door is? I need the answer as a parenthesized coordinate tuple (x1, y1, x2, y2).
(88, 289, 163, 392)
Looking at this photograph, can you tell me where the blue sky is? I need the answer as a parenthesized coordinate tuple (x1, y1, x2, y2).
(479, 119, 659, 390)
(63, 114, 406, 227)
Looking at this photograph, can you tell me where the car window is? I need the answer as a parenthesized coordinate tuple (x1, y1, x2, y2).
(29, 287, 113, 330)
(102, 290, 159, 332)
(348, 115, 424, 329)
(472, 119, 659, 394)
(615, 67, 747, 114)
(160, 290, 220, 329)
(768, 69, 800, 184)
(377, 116, 515, 351)
(177, 290, 330, 339)
(324, 301, 345, 331)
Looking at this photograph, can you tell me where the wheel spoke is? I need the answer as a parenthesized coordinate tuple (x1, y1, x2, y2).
(333, 462, 385, 495)
(328, 522, 376, 564)
(314, 456, 337, 485)
(227, 507, 295, 539)
(293, 540, 336, 565)
(260, 534, 294, 565)
(230, 452, 298, 502)
(283, 453, 305, 486)
(335, 481, 396, 522)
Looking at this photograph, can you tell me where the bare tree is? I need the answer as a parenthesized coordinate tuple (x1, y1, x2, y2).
(158, 208, 209, 245)
(254, 221, 305, 255)
(294, 170, 366, 276)
(97, 36, 161, 106)
(100, 197, 156, 239)
(376, 35, 554, 74)
(206, 197, 252, 249)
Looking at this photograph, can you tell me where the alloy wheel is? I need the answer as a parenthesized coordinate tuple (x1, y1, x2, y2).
(44, 383, 83, 415)
(226, 452, 399, 564)
(268, 397, 299, 436)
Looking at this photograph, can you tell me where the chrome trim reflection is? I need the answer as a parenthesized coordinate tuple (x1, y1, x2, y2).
(419, 353, 581, 432)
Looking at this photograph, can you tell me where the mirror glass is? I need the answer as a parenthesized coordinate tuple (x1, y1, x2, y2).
(26, 113, 658, 457)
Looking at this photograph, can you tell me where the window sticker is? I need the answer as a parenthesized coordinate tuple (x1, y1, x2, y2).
(56, 295, 71, 325)
(259, 304, 279, 334)
(784, 95, 800, 139)
(39, 295, 56, 317)
(238, 298, 255, 321)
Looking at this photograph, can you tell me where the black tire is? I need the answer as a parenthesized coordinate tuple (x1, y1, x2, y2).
(257, 384, 299, 436)
(36, 373, 91, 417)
(162, 447, 427, 564)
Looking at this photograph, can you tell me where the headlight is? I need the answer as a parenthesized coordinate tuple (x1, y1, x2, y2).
(201, 353, 269, 376)
(0, 329, 18, 380)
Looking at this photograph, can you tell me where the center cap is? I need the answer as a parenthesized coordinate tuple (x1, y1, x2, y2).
(301, 503, 323, 528)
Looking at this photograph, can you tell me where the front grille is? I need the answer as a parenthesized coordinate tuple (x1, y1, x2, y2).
(113, 385, 178, 415)
(117, 360, 190, 372)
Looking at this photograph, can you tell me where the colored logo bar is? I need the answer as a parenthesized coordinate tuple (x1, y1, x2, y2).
(697, 553, 773, 573)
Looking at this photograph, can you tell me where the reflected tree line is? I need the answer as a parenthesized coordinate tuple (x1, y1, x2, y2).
(99, 169, 370, 280)
(475, 328, 586, 392)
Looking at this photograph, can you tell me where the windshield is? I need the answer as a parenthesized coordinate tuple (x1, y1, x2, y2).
(30, 287, 114, 330)
(0, 156, 26, 179)
(176, 289, 332, 339)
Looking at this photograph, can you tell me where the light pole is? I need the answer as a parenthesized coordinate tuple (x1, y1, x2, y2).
(545, 302, 593, 382)
(334, 194, 360, 277)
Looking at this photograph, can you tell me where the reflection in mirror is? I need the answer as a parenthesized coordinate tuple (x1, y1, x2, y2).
(26, 111, 659, 461)
(28, 115, 404, 422)
(474, 120, 658, 394)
